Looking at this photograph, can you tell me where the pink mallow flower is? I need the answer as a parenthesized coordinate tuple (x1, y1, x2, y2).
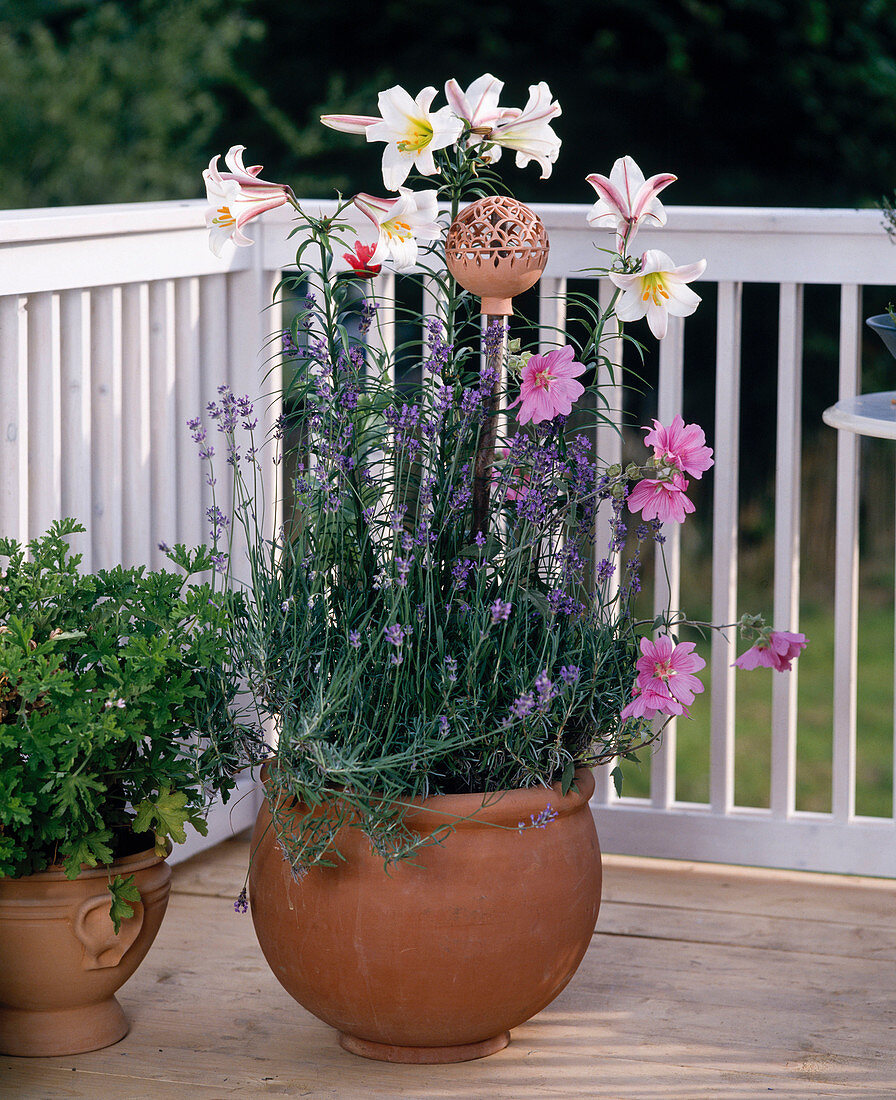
(734, 631, 807, 672)
(509, 345, 586, 425)
(644, 415, 714, 479)
(620, 635, 706, 722)
(627, 471, 695, 524)
(620, 680, 686, 722)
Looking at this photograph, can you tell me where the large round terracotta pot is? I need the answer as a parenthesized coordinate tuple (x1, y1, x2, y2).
(0, 847, 171, 1057)
(249, 767, 601, 1064)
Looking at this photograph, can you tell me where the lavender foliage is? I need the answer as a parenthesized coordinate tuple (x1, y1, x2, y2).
(194, 199, 655, 875)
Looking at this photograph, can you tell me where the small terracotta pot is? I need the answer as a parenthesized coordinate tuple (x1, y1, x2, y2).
(0, 848, 171, 1057)
(249, 769, 601, 1063)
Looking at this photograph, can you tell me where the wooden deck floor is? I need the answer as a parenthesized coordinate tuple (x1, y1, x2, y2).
(4, 832, 895, 1099)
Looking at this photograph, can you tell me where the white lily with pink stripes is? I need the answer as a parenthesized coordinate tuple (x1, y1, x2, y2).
(585, 154, 677, 250)
(202, 145, 294, 257)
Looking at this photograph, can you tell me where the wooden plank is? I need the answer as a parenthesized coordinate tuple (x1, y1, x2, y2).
(148, 280, 177, 571)
(710, 281, 742, 815)
(26, 291, 61, 538)
(167, 831, 254, 898)
(537, 276, 567, 351)
(89, 286, 123, 569)
(0, 1051, 865, 1100)
(832, 284, 862, 823)
(59, 289, 93, 567)
(771, 282, 803, 817)
(597, 899, 896, 960)
(592, 280, 623, 808)
(601, 854, 896, 923)
(174, 278, 204, 552)
(4, 893, 890, 1098)
(0, 295, 28, 542)
(542, 204, 896, 287)
(651, 314, 685, 809)
(120, 282, 152, 568)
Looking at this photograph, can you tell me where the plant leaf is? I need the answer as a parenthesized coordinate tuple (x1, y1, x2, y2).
(133, 786, 191, 853)
(61, 830, 114, 879)
(108, 873, 142, 935)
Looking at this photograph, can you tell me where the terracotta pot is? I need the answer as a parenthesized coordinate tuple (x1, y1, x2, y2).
(0, 848, 171, 1057)
(249, 768, 601, 1064)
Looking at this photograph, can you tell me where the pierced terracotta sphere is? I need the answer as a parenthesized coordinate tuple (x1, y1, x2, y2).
(444, 196, 549, 315)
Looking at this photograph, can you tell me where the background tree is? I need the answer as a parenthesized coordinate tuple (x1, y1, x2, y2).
(2, 0, 896, 210)
(0, 0, 264, 207)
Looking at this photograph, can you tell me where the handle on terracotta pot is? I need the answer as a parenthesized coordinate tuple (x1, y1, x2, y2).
(73, 893, 145, 970)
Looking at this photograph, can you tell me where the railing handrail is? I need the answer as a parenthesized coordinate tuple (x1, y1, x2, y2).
(0, 197, 887, 236)
(3, 200, 892, 295)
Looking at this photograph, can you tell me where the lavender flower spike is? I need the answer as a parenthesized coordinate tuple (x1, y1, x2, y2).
(517, 805, 559, 833)
(490, 598, 512, 624)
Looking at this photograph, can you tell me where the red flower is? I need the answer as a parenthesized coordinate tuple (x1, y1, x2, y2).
(344, 241, 382, 278)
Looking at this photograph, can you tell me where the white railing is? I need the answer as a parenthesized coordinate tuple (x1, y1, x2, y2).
(2, 199, 895, 875)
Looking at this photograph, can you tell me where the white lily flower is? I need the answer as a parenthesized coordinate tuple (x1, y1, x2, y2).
(353, 189, 441, 272)
(488, 82, 561, 179)
(203, 146, 293, 257)
(586, 156, 677, 251)
(361, 85, 463, 191)
(609, 250, 707, 340)
(445, 73, 506, 160)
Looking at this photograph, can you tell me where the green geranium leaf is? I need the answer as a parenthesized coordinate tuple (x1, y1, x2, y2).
(61, 830, 114, 879)
(134, 786, 190, 854)
(108, 873, 142, 935)
(46, 771, 105, 818)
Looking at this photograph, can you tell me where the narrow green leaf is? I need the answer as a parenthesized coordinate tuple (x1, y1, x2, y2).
(561, 759, 576, 795)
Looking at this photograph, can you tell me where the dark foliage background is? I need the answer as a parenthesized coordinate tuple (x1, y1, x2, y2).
(2, 0, 896, 209)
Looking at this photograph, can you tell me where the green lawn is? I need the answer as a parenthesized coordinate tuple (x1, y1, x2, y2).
(618, 602, 894, 818)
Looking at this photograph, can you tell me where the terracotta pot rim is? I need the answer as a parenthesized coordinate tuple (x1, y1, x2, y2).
(262, 765, 594, 830)
(3, 846, 168, 885)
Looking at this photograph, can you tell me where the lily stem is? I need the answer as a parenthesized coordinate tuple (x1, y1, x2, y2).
(470, 316, 508, 540)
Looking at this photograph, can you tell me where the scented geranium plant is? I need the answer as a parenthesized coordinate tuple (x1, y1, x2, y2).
(197, 74, 806, 873)
(0, 520, 243, 925)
